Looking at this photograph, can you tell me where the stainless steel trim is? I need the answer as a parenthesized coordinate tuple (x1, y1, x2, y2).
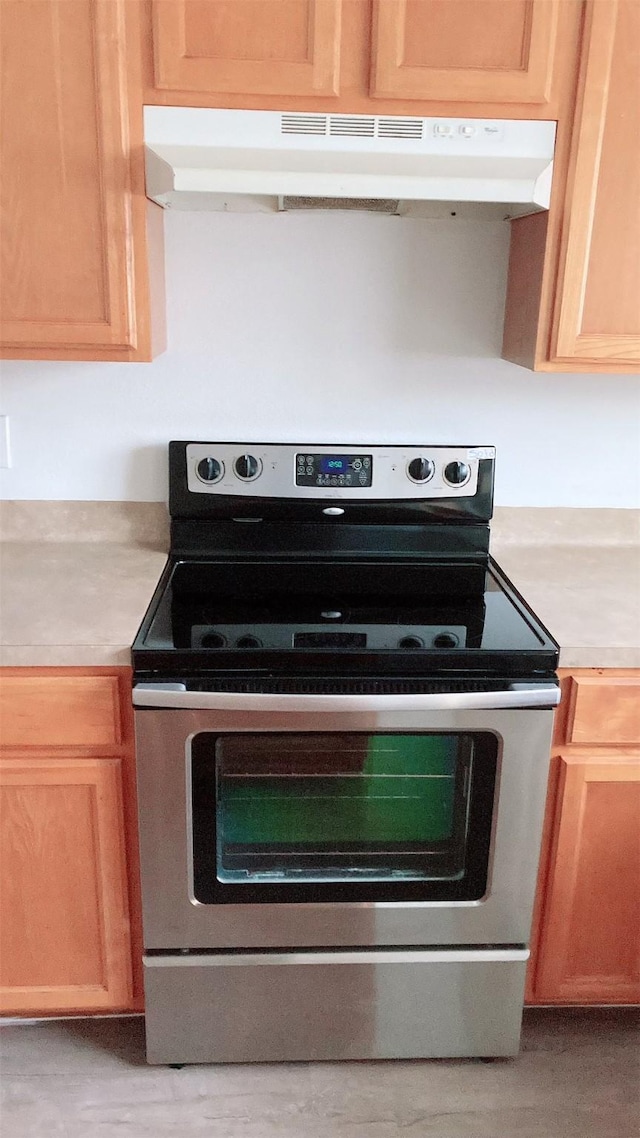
(133, 683, 560, 711)
(148, 947, 529, 967)
(185, 443, 490, 499)
(137, 682, 188, 692)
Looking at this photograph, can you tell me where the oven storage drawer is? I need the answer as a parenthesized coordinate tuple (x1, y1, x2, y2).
(144, 948, 529, 1063)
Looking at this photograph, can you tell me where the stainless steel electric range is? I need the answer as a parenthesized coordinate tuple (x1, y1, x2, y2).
(132, 441, 560, 1065)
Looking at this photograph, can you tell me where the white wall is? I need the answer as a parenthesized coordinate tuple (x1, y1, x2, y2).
(1, 210, 638, 506)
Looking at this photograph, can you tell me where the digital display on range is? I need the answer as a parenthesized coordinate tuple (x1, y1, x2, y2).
(296, 453, 373, 488)
(320, 457, 348, 473)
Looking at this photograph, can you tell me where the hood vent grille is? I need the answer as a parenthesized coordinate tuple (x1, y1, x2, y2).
(378, 117, 424, 139)
(281, 113, 424, 141)
(282, 196, 400, 213)
(329, 115, 376, 137)
(280, 113, 327, 135)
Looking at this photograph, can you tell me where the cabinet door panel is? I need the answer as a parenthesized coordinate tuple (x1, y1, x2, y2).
(0, 0, 164, 361)
(1, 675, 122, 749)
(0, 1, 138, 352)
(152, 0, 342, 97)
(0, 757, 132, 1014)
(371, 0, 559, 104)
(566, 675, 640, 746)
(534, 751, 640, 1004)
(554, 0, 640, 363)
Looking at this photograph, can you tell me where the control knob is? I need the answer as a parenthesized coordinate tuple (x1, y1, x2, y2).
(234, 453, 261, 481)
(398, 635, 424, 649)
(235, 635, 262, 649)
(201, 632, 226, 648)
(433, 632, 459, 649)
(443, 460, 470, 486)
(196, 457, 223, 483)
(407, 457, 435, 484)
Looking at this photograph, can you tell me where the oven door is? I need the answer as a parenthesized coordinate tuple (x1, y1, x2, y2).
(134, 686, 557, 950)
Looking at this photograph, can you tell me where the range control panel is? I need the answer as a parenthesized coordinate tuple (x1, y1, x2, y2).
(185, 443, 495, 500)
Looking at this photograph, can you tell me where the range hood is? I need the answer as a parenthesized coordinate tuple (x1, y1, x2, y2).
(144, 107, 556, 216)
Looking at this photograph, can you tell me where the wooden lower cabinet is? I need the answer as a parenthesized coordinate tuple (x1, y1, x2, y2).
(0, 756, 132, 1014)
(527, 670, 640, 1005)
(0, 668, 142, 1016)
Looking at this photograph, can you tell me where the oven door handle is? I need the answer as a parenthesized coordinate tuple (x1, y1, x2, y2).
(132, 682, 561, 711)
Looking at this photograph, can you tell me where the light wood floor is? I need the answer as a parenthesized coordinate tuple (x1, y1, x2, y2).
(1, 1008, 638, 1137)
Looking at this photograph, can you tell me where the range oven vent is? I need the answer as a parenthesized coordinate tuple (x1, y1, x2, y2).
(185, 677, 515, 695)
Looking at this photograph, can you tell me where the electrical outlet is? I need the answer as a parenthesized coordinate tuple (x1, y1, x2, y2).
(0, 416, 12, 468)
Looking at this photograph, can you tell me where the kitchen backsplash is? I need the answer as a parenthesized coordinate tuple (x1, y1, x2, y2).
(1, 210, 638, 507)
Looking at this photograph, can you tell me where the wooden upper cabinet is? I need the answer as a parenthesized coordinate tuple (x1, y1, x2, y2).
(151, 0, 343, 97)
(552, 0, 640, 365)
(0, 0, 164, 362)
(504, 0, 640, 371)
(370, 0, 559, 105)
(145, 0, 580, 118)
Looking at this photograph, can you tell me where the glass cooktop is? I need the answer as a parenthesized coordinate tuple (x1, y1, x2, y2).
(132, 556, 558, 677)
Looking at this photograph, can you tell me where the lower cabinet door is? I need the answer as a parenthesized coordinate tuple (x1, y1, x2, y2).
(533, 750, 640, 1004)
(0, 756, 133, 1013)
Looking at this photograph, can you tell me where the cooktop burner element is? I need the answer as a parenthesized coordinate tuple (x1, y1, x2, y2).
(132, 441, 558, 680)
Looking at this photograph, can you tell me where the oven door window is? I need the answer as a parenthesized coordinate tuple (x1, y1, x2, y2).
(191, 733, 498, 904)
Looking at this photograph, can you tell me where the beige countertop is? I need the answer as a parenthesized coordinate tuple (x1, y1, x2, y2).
(490, 543, 639, 668)
(0, 541, 168, 666)
(1, 504, 638, 669)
